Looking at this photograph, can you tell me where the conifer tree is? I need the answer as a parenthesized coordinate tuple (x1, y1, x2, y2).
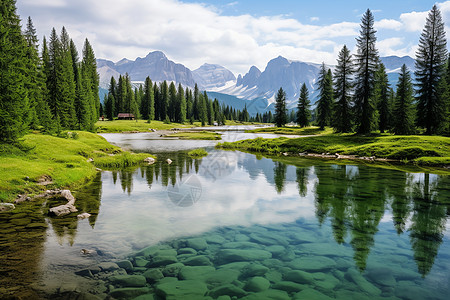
(297, 83, 311, 127)
(105, 93, 115, 120)
(141, 77, 154, 121)
(82, 38, 100, 120)
(0, 0, 29, 141)
(168, 82, 177, 121)
(415, 5, 448, 134)
(200, 91, 208, 126)
(23, 16, 40, 129)
(193, 84, 199, 120)
(354, 9, 379, 134)
(316, 63, 334, 129)
(333, 45, 354, 133)
(393, 65, 415, 135)
(207, 97, 214, 125)
(274, 87, 287, 127)
(160, 81, 169, 120)
(374, 63, 390, 133)
(177, 83, 186, 123)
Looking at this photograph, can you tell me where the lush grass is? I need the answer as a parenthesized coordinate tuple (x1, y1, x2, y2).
(166, 131, 222, 140)
(217, 134, 450, 168)
(246, 126, 334, 135)
(0, 131, 154, 202)
(95, 120, 199, 133)
(187, 148, 209, 158)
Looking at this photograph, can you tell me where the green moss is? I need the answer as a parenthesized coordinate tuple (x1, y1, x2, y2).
(0, 131, 155, 202)
(187, 148, 209, 158)
(167, 131, 222, 140)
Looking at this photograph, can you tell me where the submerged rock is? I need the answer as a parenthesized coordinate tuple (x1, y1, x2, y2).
(143, 269, 164, 283)
(182, 255, 213, 266)
(186, 237, 208, 251)
(240, 289, 290, 300)
(116, 260, 134, 272)
(216, 249, 272, 264)
(288, 256, 337, 271)
(284, 270, 314, 284)
(208, 284, 247, 298)
(178, 266, 215, 280)
(109, 274, 146, 287)
(244, 276, 270, 292)
(162, 262, 185, 277)
(156, 280, 207, 299)
(293, 288, 333, 300)
(109, 287, 150, 299)
(345, 269, 381, 296)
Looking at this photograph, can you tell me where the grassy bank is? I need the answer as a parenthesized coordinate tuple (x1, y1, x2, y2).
(166, 131, 222, 140)
(217, 134, 450, 169)
(0, 132, 154, 202)
(95, 120, 199, 133)
(246, 126, 334, 135)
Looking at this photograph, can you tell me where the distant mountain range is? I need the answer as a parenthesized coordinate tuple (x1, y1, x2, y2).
(97, 51, 415, 114)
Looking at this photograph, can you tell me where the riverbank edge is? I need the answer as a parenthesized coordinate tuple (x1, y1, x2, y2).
(216, 135, 450, 174)
(0, 131, 156, 203)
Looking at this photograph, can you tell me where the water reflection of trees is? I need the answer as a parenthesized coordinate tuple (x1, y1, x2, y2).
(111, 152, 201, 193)
(273, 160, 449, 276)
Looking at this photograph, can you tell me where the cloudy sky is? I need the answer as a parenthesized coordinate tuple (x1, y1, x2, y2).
(17, 0, 450, 75)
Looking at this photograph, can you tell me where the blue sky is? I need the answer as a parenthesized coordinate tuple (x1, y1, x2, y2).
(17, 0, 449, 75)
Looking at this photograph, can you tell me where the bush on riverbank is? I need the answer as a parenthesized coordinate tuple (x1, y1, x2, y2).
(0, 131, 154, 202)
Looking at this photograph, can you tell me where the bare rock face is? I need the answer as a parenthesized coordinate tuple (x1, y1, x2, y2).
(49, 190, 78, 217)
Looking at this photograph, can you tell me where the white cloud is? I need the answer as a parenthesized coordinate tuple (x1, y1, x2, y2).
(16, 0, 450, 75)
(310, 16, 319, 22)
(375, 19, 403, 30)
(399, 10, 428, 32)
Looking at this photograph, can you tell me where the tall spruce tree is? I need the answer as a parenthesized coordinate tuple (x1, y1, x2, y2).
(415, 5, 447, 134)
(274, 87, 287, 127)
(177, 83, 186, 123)
(297, 83, 311, 127)
(141, 77, 154, 121)
(333, 45, 354, 133)
(354, 9, 379, 134)
(393, 65, 415, 135)
(82, 38, 99, 126)
(316, 63, 334, 129)
(0, 0, 29, 141)
(23, 16, 40, 129)
(374, 63, 390, 133)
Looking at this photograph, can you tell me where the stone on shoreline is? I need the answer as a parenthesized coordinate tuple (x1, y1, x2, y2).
(0, 203, 15, 211)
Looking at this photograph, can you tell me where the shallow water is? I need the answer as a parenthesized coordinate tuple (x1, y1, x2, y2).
(1, 134, 449, 299)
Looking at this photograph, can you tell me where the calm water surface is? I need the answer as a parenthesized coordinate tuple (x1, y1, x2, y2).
(0, 132, 449, 299)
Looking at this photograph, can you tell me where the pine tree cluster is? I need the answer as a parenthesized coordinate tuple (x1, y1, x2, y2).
(104, 78, 273, 124)
(288, 6, 449, 135)
(0, 1, 99, 142)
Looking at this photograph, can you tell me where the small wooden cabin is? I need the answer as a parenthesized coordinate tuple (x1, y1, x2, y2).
(117, 113, 135, 120)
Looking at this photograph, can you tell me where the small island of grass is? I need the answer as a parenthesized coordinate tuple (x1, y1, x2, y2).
(187, 148, 209, 158)
(166, 131, 222, 140)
